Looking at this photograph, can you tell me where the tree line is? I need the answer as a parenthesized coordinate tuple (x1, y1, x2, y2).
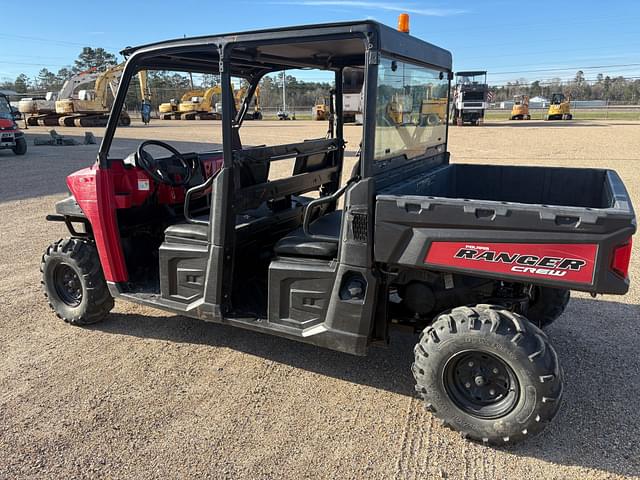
(491, 71, 640, 103)
(1, 47, 118, 93)
(3, 47, 640, 106)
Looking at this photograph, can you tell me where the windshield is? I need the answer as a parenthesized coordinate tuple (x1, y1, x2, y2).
(374, 56, 448, 162)
(0, 96, 12, 119)
(457, 73, 486, 85)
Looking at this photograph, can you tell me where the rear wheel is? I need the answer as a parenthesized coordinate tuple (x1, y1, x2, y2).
(12, 137, 27, 155)
(413, 304, 563, 445)
(41, 238, 114, 325)
(527, 287, 570, 328)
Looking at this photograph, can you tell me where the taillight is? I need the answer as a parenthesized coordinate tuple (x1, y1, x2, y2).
(611, 238, 632, 279)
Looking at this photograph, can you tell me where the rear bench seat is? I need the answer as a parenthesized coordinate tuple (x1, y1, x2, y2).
(273, 210, 342, 258)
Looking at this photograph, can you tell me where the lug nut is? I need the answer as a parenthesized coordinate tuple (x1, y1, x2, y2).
(489, 389, 496, 396)
(493, 368, 499, 374)
(465, 382, 471, 388)
(468, 361, 474, 367)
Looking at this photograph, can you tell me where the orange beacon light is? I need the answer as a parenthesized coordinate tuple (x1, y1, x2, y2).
(398, 13, 410, 33)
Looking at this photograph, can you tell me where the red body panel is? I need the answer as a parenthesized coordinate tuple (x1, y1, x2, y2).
(67, 154, 223, 283)
(424, 241, 598, 285)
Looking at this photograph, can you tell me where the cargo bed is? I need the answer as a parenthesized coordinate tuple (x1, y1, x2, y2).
(375, 164, 636, 294)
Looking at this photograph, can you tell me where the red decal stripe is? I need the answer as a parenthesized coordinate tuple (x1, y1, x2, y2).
(424, 242, 597, 285)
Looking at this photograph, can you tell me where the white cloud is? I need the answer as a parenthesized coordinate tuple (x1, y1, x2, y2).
(268, 1, 466, 16)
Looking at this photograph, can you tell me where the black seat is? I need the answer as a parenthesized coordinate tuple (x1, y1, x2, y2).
(164, 198, 311, 245)
(274, 210, 342, 258)
(164, 215, 209, 244)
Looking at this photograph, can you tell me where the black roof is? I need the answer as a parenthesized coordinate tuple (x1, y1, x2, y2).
(122, 20, 452, 76)
(455, 71, 487, 76)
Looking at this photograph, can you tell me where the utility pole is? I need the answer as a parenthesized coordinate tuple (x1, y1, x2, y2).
(282, 69, 286, 112)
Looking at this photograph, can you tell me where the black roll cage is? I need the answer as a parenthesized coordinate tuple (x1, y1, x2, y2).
(97, 20, 453, 181)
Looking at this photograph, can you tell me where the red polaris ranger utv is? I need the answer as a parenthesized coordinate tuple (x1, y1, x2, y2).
(0, 93, 27, 155)
(41, 19, 636, 444)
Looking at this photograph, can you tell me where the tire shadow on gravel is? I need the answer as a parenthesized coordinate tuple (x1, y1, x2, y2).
(90, 309, 419, 397)
(505, 297, 640, 477)
(89, 296, 639, 477)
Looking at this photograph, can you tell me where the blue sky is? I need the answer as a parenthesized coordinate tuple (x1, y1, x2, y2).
(2, 0, 640, 86)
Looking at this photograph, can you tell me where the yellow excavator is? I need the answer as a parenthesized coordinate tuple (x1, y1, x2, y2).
(55, 63, 142, 127)
(546, 93, 572, 120)
(159, 89, 205, 120)
(510, 95, 531, 120)
(178, 85, 222, 120)
(160, 84, 262, 120)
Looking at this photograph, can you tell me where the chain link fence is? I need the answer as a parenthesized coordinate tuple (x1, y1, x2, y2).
(486, 102, 640, 121)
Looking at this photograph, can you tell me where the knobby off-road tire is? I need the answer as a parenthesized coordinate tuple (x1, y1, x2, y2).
(41, 238, 114, 325)
(413, 304, 563, 445)
(527, 287, 570, 329)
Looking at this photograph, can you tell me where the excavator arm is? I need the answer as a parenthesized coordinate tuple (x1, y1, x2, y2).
(93, 63, 126, 109)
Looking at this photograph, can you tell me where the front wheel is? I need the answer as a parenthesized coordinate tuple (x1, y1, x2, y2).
(12, 137, 27, 155)
(119, 113, 131, 126)
(41, 238, 114, 325)
(413, 304, 563, 445)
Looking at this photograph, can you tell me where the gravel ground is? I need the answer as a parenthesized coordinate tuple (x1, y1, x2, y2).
(0, 119, 639, 479)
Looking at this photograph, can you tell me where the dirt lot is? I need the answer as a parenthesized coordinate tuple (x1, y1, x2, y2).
(1, 119, 639, 479)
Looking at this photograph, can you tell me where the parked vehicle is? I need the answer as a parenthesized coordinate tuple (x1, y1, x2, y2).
(451, 71, 489, 126)
(18, 68, 100, 126)
(0, 93, 27, 155)
(40, 18, 635, 445)
(510, 94, 531, 120)
(546, 92, 572, 120)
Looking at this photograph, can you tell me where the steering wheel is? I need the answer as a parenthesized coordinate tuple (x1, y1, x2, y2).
(136, 140, 195, 187)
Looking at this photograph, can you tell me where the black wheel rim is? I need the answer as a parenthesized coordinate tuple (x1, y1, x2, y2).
(53, 263, 83, 307)
(443, 350, 519, 419)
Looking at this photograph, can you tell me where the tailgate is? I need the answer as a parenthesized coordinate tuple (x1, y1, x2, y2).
(375, 171, 636, 294)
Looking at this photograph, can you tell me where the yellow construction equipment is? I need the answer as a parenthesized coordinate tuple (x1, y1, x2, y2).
(234, 85, 262, 120)
(311, 98, 329, 121)
(420, 97, 447, 126)
(177, 85, 222, 120)
(546, 93, 572, 120)
(55, 63, 132, 127)
(159, 89, 205, 119)
(159, 84, 262, 120)
(18, 68, 101, 126)
(386, 86, 446, 126)
(510, 95, 530, 120)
